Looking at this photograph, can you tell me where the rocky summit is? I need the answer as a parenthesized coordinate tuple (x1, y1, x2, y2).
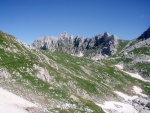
(32, 32, 119, 59)
(138, 27, 150, 40)
(0, 27, 150, 113)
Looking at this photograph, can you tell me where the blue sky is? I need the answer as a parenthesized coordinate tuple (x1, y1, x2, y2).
(0, 0, 150, 44)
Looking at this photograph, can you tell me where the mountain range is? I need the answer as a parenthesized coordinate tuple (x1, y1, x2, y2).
(32, 31, 120, 59)
(0, 27, 150, 113)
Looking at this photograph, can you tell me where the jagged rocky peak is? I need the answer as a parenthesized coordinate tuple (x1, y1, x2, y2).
(138, 27, 150, 40)
(103, 32, 110, 37)
(110, 35, 119, 42)
(69, 35, 74, 39)
(32, 31, 119, 58)
(97, 34, 103, 39)
(100, 34, 119, 56)
(75, 35, 84, 43)
(59, 31, 68, 38)
(102, 32, 111, 42)
(111, 34, 118, 38)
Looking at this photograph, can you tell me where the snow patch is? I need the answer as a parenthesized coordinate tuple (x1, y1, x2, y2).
(96, 101, 138, 113)
(0, 87, 37, 113)
(99, 90, 148, 113)
(115, 64, 150, 82)
(115, 64, 123, 70)
(114, 91, 138, 101)
(133, 86, 148, 97)
(124, 71, 150, 82)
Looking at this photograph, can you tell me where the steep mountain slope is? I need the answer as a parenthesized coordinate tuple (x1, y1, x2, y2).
(114, 27, 150, 80)
(138, 27, 150, 40)
(0, 29, 150, 113)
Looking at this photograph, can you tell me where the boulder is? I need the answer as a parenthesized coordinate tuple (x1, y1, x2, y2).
(146, 102, 150, 108)
(132, 97, 149, 106)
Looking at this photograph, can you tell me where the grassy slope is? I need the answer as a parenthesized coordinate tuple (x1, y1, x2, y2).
(0, 32, 105, 112)
(101, 57, 150, 94)
(120, 43, 150, 78)
(117, 40, 130, 53)
(43, 51, 150, 95)
(110, 38, 150, 80)
(129, 47, 150, 55)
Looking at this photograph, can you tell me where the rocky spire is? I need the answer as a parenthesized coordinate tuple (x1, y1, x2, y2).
(103, 32, 110, 37)
(59, 31, 68, 38)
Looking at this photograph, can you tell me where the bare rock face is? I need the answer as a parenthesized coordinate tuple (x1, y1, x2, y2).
(146, 102, 150, 108)
(59, 31, 68, 38)
(32, 32, 119, 59)
(102, 32, 110, 42)
(138, 27, 150, 40)
(74, 36, 84, 47)
(132, 97, 150, 113)
(101, 35, 119, 55)
(120, 27, 150, 57)
(32, 36, 58, 51)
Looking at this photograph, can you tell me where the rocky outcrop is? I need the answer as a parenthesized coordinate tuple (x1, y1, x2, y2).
(120, 38, 150, 58)
(32, 36, 58, 51)
(32, 32, 119, 58)
(132, 97, 150, 113)
(138, 27, 150, 40)
(0, 68, 11, 79)
(120, 27, 150, 55)
(101, 34, 118, 55)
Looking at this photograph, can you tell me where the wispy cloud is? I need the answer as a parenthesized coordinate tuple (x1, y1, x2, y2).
(140, 14, 150, 19)
(140, 14, 146, 19)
